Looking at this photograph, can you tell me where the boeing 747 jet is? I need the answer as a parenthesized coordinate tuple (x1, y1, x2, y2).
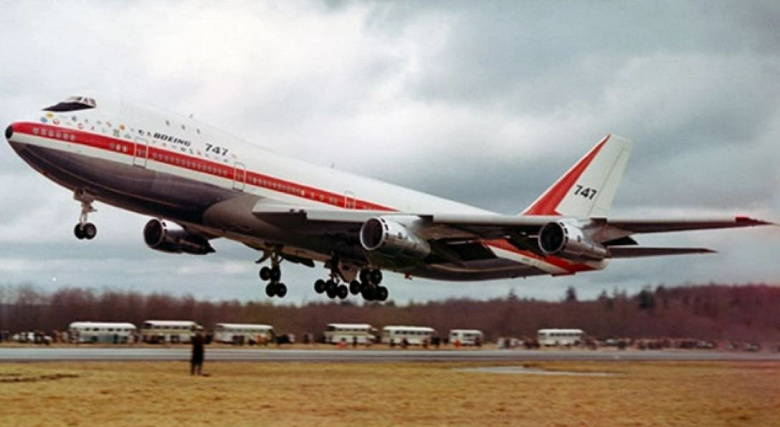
(5, 96, 772, 300)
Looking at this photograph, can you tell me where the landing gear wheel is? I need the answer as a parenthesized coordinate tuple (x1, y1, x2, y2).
(259, 267, 272, 281)
(337, 285, 348, 300)
(82, 223, 97, 240)
(359, 270, 371, 284)
(325, 280, 337, 294)
(314, 279, 326, 294)
(276, 283, 287, 298)
(349, 281, 361, 295)
(377, 286, 389, 302)
(74, 224, 85, 240)
(265, 283, 277, 297)
(269, 267, 281, 282)
(370, 269, 383, 285)
(326, 286, 338, 299)
(361, 286, 375, 301)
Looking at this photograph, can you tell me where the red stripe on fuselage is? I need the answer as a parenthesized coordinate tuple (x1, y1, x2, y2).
(12, 121, 592, 275)
(12, 122, 392, 211)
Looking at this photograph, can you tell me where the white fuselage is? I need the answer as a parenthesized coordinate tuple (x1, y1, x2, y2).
(6, 98, 598, 281)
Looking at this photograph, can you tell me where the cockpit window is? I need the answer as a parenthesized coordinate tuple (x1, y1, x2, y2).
(43, 96, 97, 112)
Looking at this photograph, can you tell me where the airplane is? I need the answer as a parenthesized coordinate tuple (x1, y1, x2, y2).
(4, 95, 773, 301)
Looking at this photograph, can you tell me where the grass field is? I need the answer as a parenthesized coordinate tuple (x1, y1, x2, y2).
(0, 360, 777, 426)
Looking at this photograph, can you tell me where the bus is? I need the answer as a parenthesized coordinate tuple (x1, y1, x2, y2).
(214, 323, 274, 345)
(141, 320, 202, 344)
(448, 329, 484, 346)
(68, 321, 137, 344)
(537, 329, 584, 346)
(381, 326, 437, 346)
(323, 323, 377, 345)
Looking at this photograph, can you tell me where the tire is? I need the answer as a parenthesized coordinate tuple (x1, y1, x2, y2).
(82, 223, 97, 240)
(259, 267, 271, 281)
(326, 280, 337, 293)
(349, 281, 361, 295)
(265, 283, 276, 297)
(377, 286, 389, 302)
(314, 279, 326, 294)
(361, 286, 374, 301)
(326, 287, 337, 299)
(370, 269, 383, 285)
(337, 285, 348, 299)
(276, 283, 287, 298)
(74, 224, 85, 240)
(359, 270, 370, 284)
(270, 267, 282, 282)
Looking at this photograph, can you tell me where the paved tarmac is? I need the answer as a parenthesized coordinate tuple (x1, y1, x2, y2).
(1, 347, 778, 363)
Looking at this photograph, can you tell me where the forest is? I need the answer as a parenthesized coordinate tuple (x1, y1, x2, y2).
(1, 283, 778, 343)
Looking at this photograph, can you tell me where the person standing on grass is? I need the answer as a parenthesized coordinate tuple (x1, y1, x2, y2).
(191, 331, 205, 376)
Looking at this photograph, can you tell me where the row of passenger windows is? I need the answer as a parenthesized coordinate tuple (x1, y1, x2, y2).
(150, 152, 230, 177)
(34, 124, 363, 209)
(32, 127, 77, 142)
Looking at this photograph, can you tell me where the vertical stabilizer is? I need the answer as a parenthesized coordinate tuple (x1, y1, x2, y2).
(522, 135, 633, 218)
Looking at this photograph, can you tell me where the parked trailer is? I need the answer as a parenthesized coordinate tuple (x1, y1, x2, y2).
(141, 320, 201, 344)
(449, 329, 484, 346)
(69, 322, 137, 344)
(214, 323, 274, 345)
(537, 329, 584, 346)
(323, 323, 377, 345)
(381, 326, 437, 346)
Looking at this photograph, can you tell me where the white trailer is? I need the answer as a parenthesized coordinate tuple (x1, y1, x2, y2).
(214, 323, 274, 344)
(141, 320, 201, 344)
(323, 323, 377, 344)
(449, 329, 484, 346)
(381, 326, 437, 346)
(537, 329, 584, 346)
(69, 321, 137, 344)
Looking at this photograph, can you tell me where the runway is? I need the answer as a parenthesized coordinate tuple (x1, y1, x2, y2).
(1, 347, 779, 363)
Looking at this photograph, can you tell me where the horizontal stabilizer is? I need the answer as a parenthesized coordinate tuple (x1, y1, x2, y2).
(609, 247, 715, 258)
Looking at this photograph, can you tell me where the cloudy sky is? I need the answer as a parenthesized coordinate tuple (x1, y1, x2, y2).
(0, 1, 777, 304)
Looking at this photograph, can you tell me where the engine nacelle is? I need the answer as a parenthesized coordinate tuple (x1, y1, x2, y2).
(359, 216, 431, 259)
(143, 219, 215, 255)
(538, 220, 608, 261)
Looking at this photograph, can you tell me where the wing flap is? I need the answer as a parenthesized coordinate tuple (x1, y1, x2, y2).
(606, 216, 773, 234)
(609, 247, 715, 258)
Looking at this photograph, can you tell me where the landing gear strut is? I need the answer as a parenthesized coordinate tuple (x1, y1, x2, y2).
(258, 251, 287, 298)
(73, 190, 97, 240)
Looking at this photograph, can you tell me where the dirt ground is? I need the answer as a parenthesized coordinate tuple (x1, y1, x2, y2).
(0, 360, 777, 426)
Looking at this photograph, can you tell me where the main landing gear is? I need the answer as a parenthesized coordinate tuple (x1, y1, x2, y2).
(258, 252, 287, 298)
(73, 190, 97, 240)
(313, 268, 389, 302)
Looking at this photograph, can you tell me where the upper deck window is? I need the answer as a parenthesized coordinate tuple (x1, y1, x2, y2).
(43, 96, 97, 112)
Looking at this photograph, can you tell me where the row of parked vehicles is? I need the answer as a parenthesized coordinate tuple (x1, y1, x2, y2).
(66, 321, 486, 346)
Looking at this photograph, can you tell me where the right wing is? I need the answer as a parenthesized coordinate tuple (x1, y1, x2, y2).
(251, 199, 773, 261)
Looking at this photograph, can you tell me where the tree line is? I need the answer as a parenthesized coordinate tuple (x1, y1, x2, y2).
(0, 283, 778, 343)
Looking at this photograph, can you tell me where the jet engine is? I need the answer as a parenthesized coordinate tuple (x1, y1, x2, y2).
(538, 220, 608, 261)
(359, 216, 431, 258)
(143, 219, 215, 255)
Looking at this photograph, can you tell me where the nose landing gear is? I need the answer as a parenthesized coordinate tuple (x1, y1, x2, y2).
(73, 190, 97, 240)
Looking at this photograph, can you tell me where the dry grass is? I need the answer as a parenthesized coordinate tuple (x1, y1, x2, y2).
(0, 360, 777, 426)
